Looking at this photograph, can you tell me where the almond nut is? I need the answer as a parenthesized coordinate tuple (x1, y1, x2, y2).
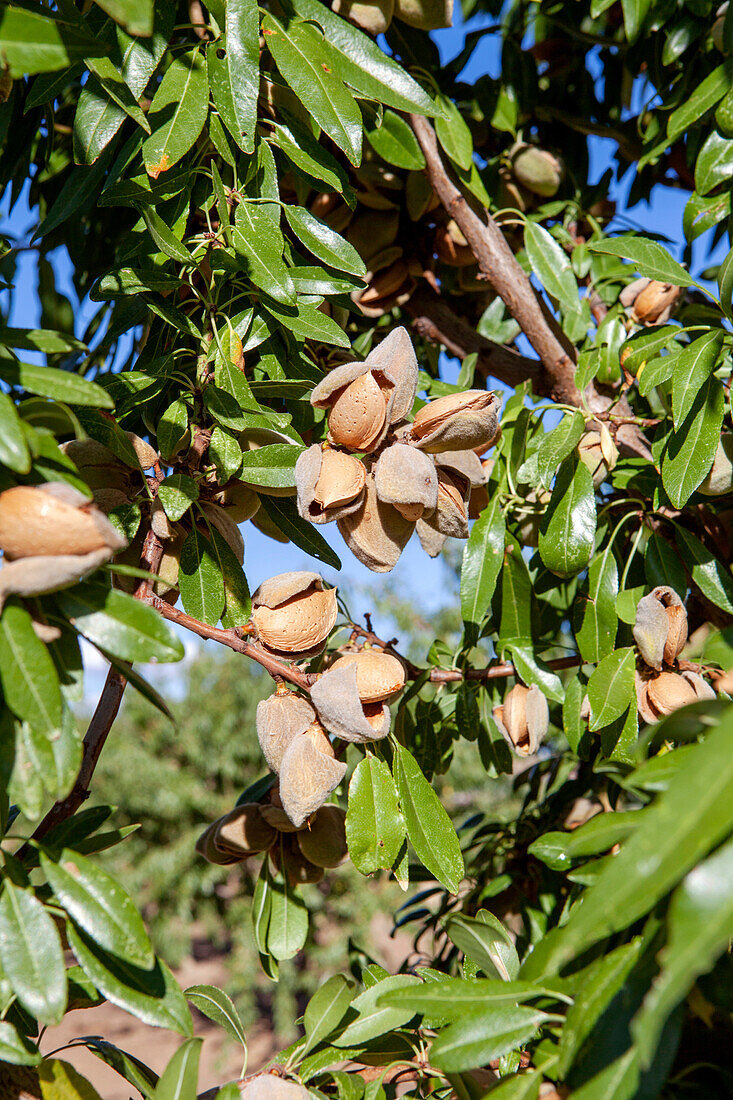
(327, 371, 388, 452)
(337, 470, 414, 573)
(295, 444, 366, 525)
(411, 391, 502, 454)
(213, 804, 278, 857)
(252, 572, 338, 654)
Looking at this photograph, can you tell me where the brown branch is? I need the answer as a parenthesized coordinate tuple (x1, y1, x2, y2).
(409, 115, 579, 405)
(17, 528, 165, 857)
(149, 597, 313, 691)
(404, 285, 543, 392)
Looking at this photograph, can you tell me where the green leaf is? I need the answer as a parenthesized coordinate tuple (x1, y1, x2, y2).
(157, 399, 189, 461)
(139, 204, 195, 265)
(56, 584, 185, 663)
(529, 812, 640, 872)
(460, 496, 505, 638)
(0, 882, 67, 1025)
(662, 375, 724, 507)
(393, 745, 464, 894)
(285, 206, 366, 276)
(346, 756, 405, 875)
(152, 1038, 201, 1100)
(303, 974, 354, 1055)
(366, 110, 425, 170)
(291, 0, 437, 116)
(645, 532, 686, 597)
(267, 869, 308, 961)
(209, 526, 251, 630)
(588, 237, 695, 287)
(207, 0, 258, 154)
(208, 427, 242, 481)
(158, 474, 199, 522)
(523, 714, 733, 980)
(262, 13, 362, 166)
(178, 529, 226, 626)
(620, 325, 679, 374)
(93, 0, 154, 36)
(719, 247, 733, 321)
(376, 977, 560, 1018)
(0, 361, 114, 408)
(259, 496, 342, 570)
(264, 298, 351, 347)
(186, 985, 247, 1051)
(0, 602, 62, 735)
(435, 94, 473, 170)
(445, 911, 520, 981)
(333, 975, 421, 1047)
(0, 390, 31, 473)
(671, 331, 724, 429)
(524, 223, 580, 318)
(429, 1005, 548, 1074)
(0, 1020, 41, 1066)
(675, 527, 733, 615)
(143, 48, 208, 178)
(587, 647, 635, 731)
(233, 204, 296, 306)
(68, 922, 193, 1035)
(0, 5, 110, 77)
(576, 542, 619, 663)
(41, 848, 154, 970)
(696, 130, 733, 195)
(632, 836, 733, 1066)
(267, 121, 351, 195)
(238, 444, 304, 489)
(538, 457, 596, 578)
(534, 410, 585, 487)
(498, 541, 533, 647)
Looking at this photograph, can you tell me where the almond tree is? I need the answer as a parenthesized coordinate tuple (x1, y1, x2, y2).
(0, 1, 733, 1097)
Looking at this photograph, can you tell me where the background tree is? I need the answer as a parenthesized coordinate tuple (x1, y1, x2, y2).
(1, 0, 733, 1097)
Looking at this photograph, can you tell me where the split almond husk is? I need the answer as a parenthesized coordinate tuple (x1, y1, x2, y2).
(126, 432, 159, 470)
(200, 501, 245, 564)
(251, 572, 338, 654)
(329, 648, 405, 703)
(257, 690, 317, 773)
(637, 669, 715, 723)
(311, 662, 391, 742)
(297, 805, 348, 868)
(295, 445, 366, 525)
(633, 586, 688, 671)
(278, 724, 347, 828)
(213, 804, 278, 858)
(0, 484, 126, 559)
(411, 390, 502, 454)
(337, 471, 414, 573)
(619, 277, 683, 325)
(577, 427, 618, 487)
(374, 443, 437, 522)
(328, 371, 387, 452)
(493, 683, 549, 756)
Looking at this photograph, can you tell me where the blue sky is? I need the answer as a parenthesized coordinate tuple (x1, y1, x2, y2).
(1, 2, 729, 659)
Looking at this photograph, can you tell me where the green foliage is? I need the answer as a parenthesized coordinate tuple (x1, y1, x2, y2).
(1, 0, 733, 1096)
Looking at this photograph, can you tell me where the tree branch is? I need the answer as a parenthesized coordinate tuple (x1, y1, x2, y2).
(409, 114, 579, 405)
(404, 285, 543, 392)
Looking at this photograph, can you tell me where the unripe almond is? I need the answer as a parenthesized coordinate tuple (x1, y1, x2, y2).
(329, 648, 406, 703)
(213, 804, 278, 857)
(297, 804, 348, 868)
(252, 572, 338, 654)
(201, 501, 245, 564)
(60, 438, 118, 468)
(511, 143, 564, 198)
(332, 0, 394, 35)
(0, 485, 126, 559)
(327, 372, 387, 452)
(214, 481, 260, 523)
(337, 471, 414, 573)
(125, 432, 158, 469)
(151, 498, 175, 540)
(411, 391, 502, 454)
(195, 823, 241, 865)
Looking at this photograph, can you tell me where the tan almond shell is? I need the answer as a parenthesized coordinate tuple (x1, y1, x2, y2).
(426, 468, 469, 539)
(326, 371, 388, 452)
(297, 804, 348, 868)
(494, 683, 547, 756)
(0, 485, 127, 559)
(252, 585, 338, 654)
(311, 357, 384, 408)
(329, 649, 406, 703)
(412, 391, 502, 454)
(416, 517, 447, 558)
(646, 670, 698, 716)
(0, 546, 116, 613)
(278, 731, 347, 828)
(337, 472, 414, 573)
(253, 570, 325, 608)
(315, 448, 367, 509)
(239, 1077, 311, 1099)
(374, 443, 437, 520)
(213, 804, 278, 857)
(635, 670, 658, 725)
(201, 501, 245, 564)
(295, 445, 366, 525)
(270, 831, 325, 886)
(195, 824, 241, 865)
(631, 280, 681, 325)
(256, 691, 316, 774)
(663, 604, 688, 666)
(310, 663, 391, 742)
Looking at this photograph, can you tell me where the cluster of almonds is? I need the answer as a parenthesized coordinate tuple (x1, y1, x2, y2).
(619, 278, 683, 326)
(196, 799, 348, 888)
(0, 480, 127, 614)
(633, 586, 715, 722)
(295, 327, 501, 571)
(493, 683, 550, 757)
